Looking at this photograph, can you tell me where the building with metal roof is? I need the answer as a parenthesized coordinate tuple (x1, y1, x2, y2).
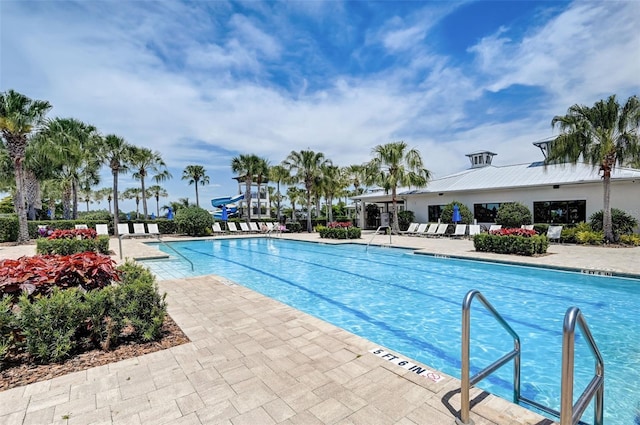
(352, 148, 640, 229)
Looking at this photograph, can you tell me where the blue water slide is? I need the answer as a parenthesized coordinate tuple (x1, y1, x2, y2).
(211, 194, 244, 208)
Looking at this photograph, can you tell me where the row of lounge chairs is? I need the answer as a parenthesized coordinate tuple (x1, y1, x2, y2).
(213, 221, 285, 236)
(69, 222, 283, 238)
(401, 223, 563, 241)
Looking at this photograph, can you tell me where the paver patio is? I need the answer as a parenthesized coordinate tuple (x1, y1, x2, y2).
(2, 231, 638, 424)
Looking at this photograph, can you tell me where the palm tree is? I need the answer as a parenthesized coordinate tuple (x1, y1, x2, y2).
(147, 184, 168, 217)
(130, 147, 170, 219)
(231, 154, 263, 222)
(97, 134, 132, 230)
(367, 141, 431, 234)
(269, 164, 290, 222)
(181, 165, 209, 208)
(93, 187, 114, 213)
(0, 90, 52, 242)
(286, 186, 305, 221)
(320, 164, 344, 223)
(548, 94, 640, 242)
(283, 150, 330, 232)
(121, 187, 142, 219)
(254, 157, 270, 219)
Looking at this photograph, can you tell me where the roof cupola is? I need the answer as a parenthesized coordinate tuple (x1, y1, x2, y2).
(465, 151, 497, 169)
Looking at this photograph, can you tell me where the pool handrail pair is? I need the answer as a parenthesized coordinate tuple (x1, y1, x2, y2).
(457, 289, 604, 425)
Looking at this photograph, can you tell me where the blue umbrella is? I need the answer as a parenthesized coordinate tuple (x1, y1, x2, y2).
(452, 204, 462, 223)
(150, 212, 156, 220)
(167, 207, 174, 220)
(221, 205, 228, 222)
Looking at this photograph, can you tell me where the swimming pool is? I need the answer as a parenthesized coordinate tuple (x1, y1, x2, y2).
(141, 238, 640, 424)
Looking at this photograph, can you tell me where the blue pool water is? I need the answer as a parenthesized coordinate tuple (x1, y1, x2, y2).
(141, 238, 640, 424)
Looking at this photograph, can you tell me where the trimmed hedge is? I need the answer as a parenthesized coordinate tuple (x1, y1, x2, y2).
(36, 235, 110, 255)
(474, 233, 549, 256)
(317, 225, 361, 239)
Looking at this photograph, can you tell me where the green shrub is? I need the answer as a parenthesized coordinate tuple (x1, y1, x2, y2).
(576, 230, 604, 245)
(0, 216, 18, 243)
(79, 210, 112, 221)
(441, 201, 473, 224)
(619, 234, 640, 246)
(495, 202, 532, 228)
(83, 286, 121, 351)
(560, 222, 591, 244)
(398, 211, 415, 231)
(36, 235, 110, 255)
(589, 208, 638, 237)
(0, 297, 15, 365)
(473, 233, 548, 256)
(174, 206, 214, 236)
(317, 225, 361, 239)
(17, 289, 85, 363)
(286, 221, 303, 232)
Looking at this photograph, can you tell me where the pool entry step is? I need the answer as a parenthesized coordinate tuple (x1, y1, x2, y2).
(456, 290, 604, 425)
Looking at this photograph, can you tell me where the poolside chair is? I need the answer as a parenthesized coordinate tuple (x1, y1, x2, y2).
(249, 222, 260, 232)
(212, 222, 226, 236)
(547, 225, 563, 243)
(521, 224, 535, 231)
(422, 223, 438, 237)
(239, 222, 253, 233)
(147, 223, 160, 236)
(227, 222, 239, 234)
(401, 223, 419, 235)
(95, 224, 109, 236)
(117, 223, 131, 237)
(434, 223, 449, 237)
(132, 223, 148, 237)
(488, 224, 502, 232)
(408, 223, 427, 236)
(74, 224, 88, 230)
(451, 224, 467, 238)
(468, 224, 481, 238)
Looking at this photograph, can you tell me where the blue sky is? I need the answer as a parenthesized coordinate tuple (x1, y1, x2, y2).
(1, 0, 639, 214)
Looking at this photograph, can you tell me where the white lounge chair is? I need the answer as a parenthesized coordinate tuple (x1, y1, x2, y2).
(212, 223, 226, 235)
(133, 223, 148, 236)
(402, 223, 419, 235)
(75, 224, 88, 230)
(117, 223, 131, 237)
(227, 222, 239, 233)
(147, 223, 160, 236)
(451, 224, 467, 238)
(409, 223, 427, 236)
(521, 224, 534, 230)
(488, 224, 502, 232)
(547, 225, 563, 242)
(249, 222, 260, 232)
(434, 223, 449, 237)
(468, 224, 481, 237)
(239, 222, 253, 233)
(422, 223, 438, 237)
(95, 224, 109, 236)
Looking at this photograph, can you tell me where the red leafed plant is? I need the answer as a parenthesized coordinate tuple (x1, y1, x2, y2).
(48, 229, 98, 240)
(0, 252, 119, 297)
(328, 222, 352, 228)
(490, 228, 537, 237)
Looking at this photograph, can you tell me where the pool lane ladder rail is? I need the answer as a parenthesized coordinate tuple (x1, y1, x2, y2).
(456, 289, 604, 425)
(366, 226, 392, 251)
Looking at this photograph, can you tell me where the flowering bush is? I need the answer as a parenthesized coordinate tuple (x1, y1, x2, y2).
(48, 228, 97, 240)
(490, 228, 536, 237)
(327, 222, 352, 228)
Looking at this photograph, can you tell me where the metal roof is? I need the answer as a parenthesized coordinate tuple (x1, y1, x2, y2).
(353, 162, 640, 200)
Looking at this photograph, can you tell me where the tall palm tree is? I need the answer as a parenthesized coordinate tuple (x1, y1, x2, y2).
(130, 147, 170, 219)
(231, 154, 263, 222)
(147, 184, 168, 217)
(320, 164, 345, 223)
(548, 94, 640, 242)
(283, 150, 330, 232)
(0, 90, 52, 242)
(97, 134, 132, 230)
(367, 141, 431, 234)
(93, 187, 114, 213)
(270, 164, 290, 222)
(254, 157, 270, 219)
(181, 165, 209, 208)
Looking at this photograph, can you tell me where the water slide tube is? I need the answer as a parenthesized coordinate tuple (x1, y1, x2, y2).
(211, 193, 245, 208)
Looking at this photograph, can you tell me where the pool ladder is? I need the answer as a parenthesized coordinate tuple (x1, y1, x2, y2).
(366, 226, 392, 251)
(457, 290, 604, 425)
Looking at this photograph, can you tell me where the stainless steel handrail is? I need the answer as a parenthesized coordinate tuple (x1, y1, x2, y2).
(457, 290, 521, 425)
(458, 291, 604, 425)
(155, 236, 195, 271)
(560, 307, 604, 425)
(365, 226, 392, 251)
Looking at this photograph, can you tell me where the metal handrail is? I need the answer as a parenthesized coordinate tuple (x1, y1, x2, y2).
(560, 307, 604, 425)
(155, 236, 195, 271)
(457, 291, 604, 425)
(457, 290, 521, 425)
(365, 226, 392, 251)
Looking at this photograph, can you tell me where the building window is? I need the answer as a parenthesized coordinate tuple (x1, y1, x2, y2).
(533, 200, 586, 224)
(474, 203, 502, 223)
(428, 205, 445, 222)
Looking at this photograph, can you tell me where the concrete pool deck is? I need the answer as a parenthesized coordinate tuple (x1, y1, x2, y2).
(1, 232, 638, 424)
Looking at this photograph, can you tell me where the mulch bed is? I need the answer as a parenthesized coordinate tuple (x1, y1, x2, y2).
(0, 315, 189, 392)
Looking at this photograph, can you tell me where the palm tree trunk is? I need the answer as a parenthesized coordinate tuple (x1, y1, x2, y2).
(306, 192, 312, 232)
(156, 196, 160, 218)
(245, 179, 252, 222)
(72, 180, 79, 219)
(391, 187, 399, 234)
(13, 159, 29, 242)
(112, 170, 120, 230)
(277, 182, 281, 222)
(603, 174, 614, 242)
(141, 178, 148, 219)
(195, 179, 200, 208)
